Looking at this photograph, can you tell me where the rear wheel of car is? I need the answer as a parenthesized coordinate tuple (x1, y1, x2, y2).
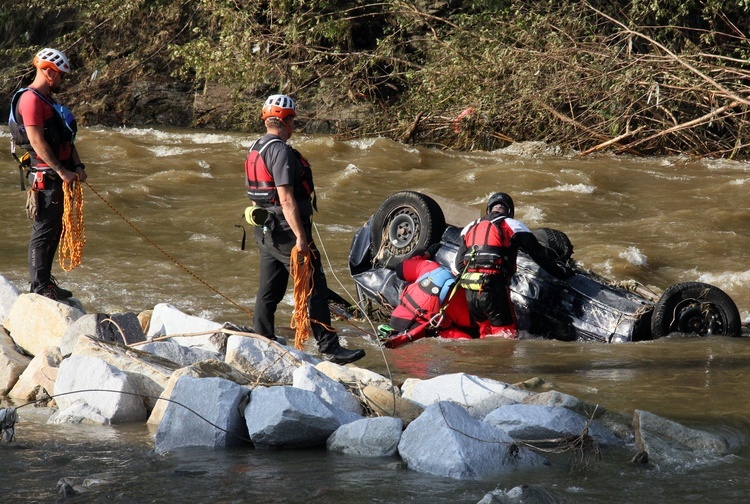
(532, 228, 574, 263)
(651, 282, 741, 338)
(370, 191, 446, 268)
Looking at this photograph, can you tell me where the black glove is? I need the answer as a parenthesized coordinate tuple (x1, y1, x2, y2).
(425, 242, 442, 259)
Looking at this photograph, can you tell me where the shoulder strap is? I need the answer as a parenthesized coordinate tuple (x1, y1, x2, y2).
(250, 137, 284, 156)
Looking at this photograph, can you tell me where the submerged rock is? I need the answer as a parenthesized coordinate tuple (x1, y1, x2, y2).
(245, 385, 362, 448)
(484, 404, 622, 447)
(147, 359, 254, 426)
(155, 376, 250, 453)
(633, 409, 731, 465)
(398, 401, 546, 480)
(327, 416, 403, 457)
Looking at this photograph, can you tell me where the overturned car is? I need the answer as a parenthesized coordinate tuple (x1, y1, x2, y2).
(348, 191, 742, 343)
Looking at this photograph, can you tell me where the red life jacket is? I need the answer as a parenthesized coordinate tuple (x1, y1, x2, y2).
(391, 260, 455, 329)
(244, 138, 315, 207)
(462, 214, 517, 278)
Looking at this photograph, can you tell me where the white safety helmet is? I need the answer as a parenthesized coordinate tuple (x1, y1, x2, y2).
(261, 94, 297, 121)
(33, 48, 71, 74)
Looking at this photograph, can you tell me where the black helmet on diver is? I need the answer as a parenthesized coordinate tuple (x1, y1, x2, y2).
(486, 192, 514, 217)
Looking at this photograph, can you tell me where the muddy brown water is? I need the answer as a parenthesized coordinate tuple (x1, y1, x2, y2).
(1, 126, 750, 502)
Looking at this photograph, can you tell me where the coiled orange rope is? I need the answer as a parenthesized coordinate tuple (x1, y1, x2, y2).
(59, 179, 86, 272)
(290, 247, 313, 350)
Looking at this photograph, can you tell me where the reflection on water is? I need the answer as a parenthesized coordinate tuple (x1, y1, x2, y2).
(1, 126, 750, 502)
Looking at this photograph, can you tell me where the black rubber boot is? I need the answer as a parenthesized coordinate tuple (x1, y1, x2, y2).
(315, 327, 365, 364)
(322, 345, 365, 365)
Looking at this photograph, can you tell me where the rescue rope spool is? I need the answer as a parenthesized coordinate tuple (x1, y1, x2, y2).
(290, 247, 313, 350)
(59, 178, 85, 271)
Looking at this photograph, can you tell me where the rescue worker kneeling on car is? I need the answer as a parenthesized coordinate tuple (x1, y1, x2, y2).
(382, 247, 478, 348)
(455, 192, 572, 339)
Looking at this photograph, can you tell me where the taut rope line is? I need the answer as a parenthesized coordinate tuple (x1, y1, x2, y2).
(83, 181, 253, 317)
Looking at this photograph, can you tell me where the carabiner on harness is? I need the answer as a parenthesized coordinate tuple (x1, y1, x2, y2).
(429, 311, 445, 329)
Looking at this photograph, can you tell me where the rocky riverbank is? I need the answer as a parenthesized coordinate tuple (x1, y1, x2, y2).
(0, 274, 739, 501)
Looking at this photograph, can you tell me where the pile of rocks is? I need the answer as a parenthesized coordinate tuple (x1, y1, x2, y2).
(0, 275, 736, 485)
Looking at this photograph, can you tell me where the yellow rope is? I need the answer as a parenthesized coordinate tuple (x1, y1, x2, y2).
(290, 247, 314, 350)
(59, 179, 86, 272)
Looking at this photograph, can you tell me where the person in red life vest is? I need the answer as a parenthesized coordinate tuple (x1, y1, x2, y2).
(387, 251, 478, 345)
(9, 48, 86, 300)
(244, 94, 364, 364)
(455, 192, 571, 339)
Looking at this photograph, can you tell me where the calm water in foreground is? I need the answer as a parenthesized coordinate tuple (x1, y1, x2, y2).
(1, 126, 750, 503)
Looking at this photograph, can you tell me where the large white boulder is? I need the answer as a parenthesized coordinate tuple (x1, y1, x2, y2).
(225, 335, 314, 384)
(402, 373, 532, 418)
(60, 312, 146, 356)
(71, 334, 181, 412)
(522, 390, 606, 419)
(147, 303, 223, 351)
(315, 361, 397, 393)
(398, 401, 545, 480)
(8, 346, 63, 402)
(245, 385, 362, 448)
(5, 293, 84, 356)
(54, 355, 147, 424)
(138, 339, 221, 367)
(147, 359, 254, 426)
(293, 364, 363, 415)
(154, 376, 250, 453)
(0, 327, 32, 395)
(327, 416, 403, 457)
(0, 275, 19, 325)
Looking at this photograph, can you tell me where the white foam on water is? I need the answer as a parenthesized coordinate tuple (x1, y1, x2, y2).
(619, 246, 648, 266)
(538, 183, 596, 194)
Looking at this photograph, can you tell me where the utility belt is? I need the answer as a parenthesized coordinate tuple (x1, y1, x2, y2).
(458, 271, 506, 291)
(28, 169, 60, 191)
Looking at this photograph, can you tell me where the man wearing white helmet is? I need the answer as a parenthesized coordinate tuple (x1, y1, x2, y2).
(8, 47, 87, 299)
(243, 94, 365, 364)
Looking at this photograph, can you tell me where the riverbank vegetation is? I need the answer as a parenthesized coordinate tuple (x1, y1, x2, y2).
(3, 1, 750, 158)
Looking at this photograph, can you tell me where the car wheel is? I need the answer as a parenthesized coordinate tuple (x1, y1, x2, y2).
(651, 282, 741, 338)
(370, 191, 446, 268)
(532, 228, 574, 263)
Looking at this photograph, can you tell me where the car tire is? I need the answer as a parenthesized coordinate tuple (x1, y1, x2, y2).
(651, 282, 741, 338)
(532, 228, 574, 263)
(370, 191, 446, 268)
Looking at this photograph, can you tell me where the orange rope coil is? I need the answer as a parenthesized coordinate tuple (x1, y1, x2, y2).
(59, 179, 86, 272)
(290, 247, 314, 350)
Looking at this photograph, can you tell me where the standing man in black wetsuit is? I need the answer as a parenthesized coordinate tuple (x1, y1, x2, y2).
(244, 94, 365, 364)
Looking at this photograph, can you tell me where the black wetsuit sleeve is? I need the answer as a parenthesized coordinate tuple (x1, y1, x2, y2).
(395, 261, 406, 281)
(514, 231, 569, 278)
(454, 240, 468, 273)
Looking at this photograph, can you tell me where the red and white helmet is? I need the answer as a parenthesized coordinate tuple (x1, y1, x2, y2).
(261, 94, 297, 121)
(33, 48, 71, 74)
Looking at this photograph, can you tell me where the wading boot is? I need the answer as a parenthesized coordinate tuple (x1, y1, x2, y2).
(316, 329, 365, 364)
(323, 345, 365, 365)
(37, 283, 73, 300)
